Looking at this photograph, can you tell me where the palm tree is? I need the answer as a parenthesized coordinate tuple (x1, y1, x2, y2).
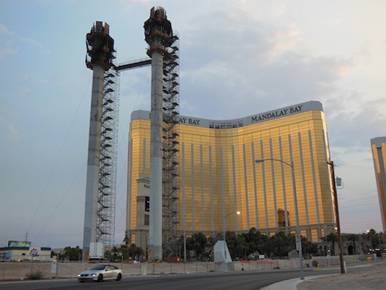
(235, 234, 248, 259)
(123, 234, 130, 246)
(190, 232, 207, 260)
(268, 231, 295, 258)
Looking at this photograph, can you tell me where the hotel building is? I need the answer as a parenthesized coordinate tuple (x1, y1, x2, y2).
(371, 137, 386, 232)
(126, 101, 336, 246)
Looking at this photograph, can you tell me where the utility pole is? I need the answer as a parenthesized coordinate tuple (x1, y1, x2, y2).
(327, 160, 345, 274)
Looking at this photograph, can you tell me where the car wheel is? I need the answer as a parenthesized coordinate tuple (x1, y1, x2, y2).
(116, 273, 122, 281)
(97, 274, 103, 282)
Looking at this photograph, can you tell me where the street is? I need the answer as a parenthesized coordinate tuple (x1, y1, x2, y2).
(0, 270, 331, 290)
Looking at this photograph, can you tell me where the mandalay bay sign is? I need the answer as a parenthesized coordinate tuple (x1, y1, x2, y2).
(131, 101, 323, 129)
(177, 101, 322, 129)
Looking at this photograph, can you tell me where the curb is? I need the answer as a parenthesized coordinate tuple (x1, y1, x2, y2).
(0, 278, 74, 285)
(260, 274, 335, 290)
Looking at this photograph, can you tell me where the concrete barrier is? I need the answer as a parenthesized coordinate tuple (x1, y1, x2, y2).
(0, 256, 375, 281)
(311, 255, 374, 268)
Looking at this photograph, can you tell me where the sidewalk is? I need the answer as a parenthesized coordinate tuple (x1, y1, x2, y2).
(298, 262, 386, 290)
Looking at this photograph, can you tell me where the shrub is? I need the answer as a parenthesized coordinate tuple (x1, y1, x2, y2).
(311, 260, 319, 268)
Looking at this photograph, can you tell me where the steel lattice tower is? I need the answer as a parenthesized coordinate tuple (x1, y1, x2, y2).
(162, 36, 180, 258)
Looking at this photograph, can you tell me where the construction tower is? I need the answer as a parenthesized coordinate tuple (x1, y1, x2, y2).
(83, 21, 119, 260)
(144, 6, 175, 261)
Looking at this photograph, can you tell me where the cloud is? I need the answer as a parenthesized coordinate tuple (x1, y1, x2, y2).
(0, 23, 10, 35)
(265, 23, 301, 63)
(0, 23, 50, 60)
(0, 114, 22, 144)
(19, 36, 50, 54)
(0, 23, 17, 59)
(0, 46, 17, 59)
(179, 7, 351, 121)
(7, 123, 22, 143)
(179, 4, 382, 149)
(118, 0, 150, 7)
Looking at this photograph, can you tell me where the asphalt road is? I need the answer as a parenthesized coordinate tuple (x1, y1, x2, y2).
(0, 270, 334, 290)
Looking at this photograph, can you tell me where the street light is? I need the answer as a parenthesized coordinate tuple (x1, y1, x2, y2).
(223, 210, 241, 240)
(255, 158, 304, 280)
(222, 211, 241, 261)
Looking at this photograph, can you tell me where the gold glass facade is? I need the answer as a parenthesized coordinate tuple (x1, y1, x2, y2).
(371, 137, 386, 232)
(127, 101, 336, 241)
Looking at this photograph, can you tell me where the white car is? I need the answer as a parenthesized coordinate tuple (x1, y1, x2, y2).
(78, 264, 122, 282)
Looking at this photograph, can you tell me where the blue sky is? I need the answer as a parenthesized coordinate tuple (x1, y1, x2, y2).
(1, 0, 385, 247)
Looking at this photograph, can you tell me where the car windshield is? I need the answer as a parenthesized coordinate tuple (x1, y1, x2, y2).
(89, 265, 106, 270)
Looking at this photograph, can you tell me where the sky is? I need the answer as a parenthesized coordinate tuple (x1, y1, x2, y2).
(0, 0, 385, 248)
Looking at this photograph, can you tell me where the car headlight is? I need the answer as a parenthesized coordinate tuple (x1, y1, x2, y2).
(91, 273, 96, 277)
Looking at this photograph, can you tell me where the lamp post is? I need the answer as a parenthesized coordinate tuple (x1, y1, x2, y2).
(255, 158, 304, 280)
(326, 160, 345, 274)
(223, 211, 241, 260)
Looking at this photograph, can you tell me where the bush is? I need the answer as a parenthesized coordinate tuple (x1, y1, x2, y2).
(26, 271, 43, 280)
(311, 260, 319, 268)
